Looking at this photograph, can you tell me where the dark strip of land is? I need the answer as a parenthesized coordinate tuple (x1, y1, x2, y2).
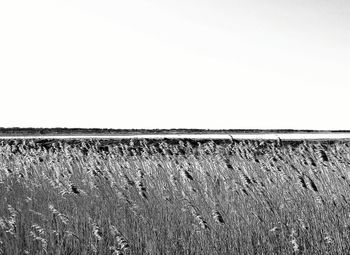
(0, 127, 349, 136)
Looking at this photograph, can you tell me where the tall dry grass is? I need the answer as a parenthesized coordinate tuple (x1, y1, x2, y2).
(0, 139, 350, 254)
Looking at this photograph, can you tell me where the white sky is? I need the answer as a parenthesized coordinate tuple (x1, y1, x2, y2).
(0, 0, 349, 129)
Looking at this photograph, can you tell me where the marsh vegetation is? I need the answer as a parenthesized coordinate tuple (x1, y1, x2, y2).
(1, 139, 350, 254)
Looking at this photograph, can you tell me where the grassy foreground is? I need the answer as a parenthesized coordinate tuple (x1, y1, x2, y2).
(1, 139, 350, 254)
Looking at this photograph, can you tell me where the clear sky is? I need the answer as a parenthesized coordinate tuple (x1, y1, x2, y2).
(0, 0, 349, 129)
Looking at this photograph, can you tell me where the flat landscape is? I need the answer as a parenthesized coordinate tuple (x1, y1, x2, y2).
(1, 130, 350, 254)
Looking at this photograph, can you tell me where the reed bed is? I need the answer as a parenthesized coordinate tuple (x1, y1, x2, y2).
(1, 139, 350, 254)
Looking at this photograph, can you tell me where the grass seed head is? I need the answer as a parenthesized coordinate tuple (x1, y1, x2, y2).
(212, 210, 225, 224)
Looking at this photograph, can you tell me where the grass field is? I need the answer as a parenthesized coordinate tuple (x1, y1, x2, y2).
(1, 139, 350, 254)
